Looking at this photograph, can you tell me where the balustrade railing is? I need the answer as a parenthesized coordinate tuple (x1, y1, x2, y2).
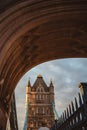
(50, 83, 87, 130)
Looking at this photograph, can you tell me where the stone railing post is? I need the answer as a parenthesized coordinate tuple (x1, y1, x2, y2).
(79, 83, 87, 119)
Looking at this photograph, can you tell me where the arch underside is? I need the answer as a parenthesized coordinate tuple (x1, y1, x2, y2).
(0, 0, 87, 123)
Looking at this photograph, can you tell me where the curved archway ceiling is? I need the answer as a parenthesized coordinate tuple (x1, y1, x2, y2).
(0, 0, 87, 107)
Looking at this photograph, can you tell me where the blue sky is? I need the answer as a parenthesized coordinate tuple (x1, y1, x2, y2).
(15, 58, 87, 129)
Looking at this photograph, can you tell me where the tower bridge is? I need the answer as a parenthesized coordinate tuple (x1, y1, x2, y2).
(24, 75, 55, 130)
(7, 82, 87, 130)
(0, 0, 87, 129)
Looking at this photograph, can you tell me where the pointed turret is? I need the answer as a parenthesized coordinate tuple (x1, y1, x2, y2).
(28, 78, 31, 87)
(49, 79, 54, 103)
(26, 79, 31, 104)
(49, 79, 54, 93)
(50, 79, 54, 87)
(26, 79, 31, 93)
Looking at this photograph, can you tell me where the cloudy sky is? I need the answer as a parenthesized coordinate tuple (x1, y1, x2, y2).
(15, 58, 87, 129)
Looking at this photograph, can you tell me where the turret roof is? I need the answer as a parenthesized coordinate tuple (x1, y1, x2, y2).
(32, 75, 49, 92)
(28, 79, 31, 87)
(50, 79, 54, 87)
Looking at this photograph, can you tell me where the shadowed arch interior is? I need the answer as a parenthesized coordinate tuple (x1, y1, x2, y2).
(0, 0, 87, 129)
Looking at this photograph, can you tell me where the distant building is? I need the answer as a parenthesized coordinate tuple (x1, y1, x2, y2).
(25, 74, 55, 130)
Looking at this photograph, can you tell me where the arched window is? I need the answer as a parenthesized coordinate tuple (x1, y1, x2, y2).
(45, 95, 48, 99)
(41, 87, 44, 92)
(39, 94, 41, 100)
(43, 107, 44, 114)
(38, 108, 41, 113)
(37, 87, 40, 92)
(36, 107, 38, 114)
(36, 94, 38, 100)
(41, 94, 43, 99)
(38, 94, 40, 100)
(43, 94, 44, 99)
(38, 108, 43, 114)
(37, 87, 44, 92)
(47, 108, 50, 115)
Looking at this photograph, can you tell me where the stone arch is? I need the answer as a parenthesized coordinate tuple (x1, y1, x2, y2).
(0, 0, 87, 129)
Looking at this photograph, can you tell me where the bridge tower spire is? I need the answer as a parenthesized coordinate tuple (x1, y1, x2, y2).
(26, 78, 31, 104)
(24, 75, 55, 130)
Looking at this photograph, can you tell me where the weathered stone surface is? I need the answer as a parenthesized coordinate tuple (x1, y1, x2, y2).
(0, 0, 87, 128)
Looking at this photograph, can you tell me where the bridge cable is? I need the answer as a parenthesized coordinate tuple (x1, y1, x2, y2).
(52, 101, 59, 120)
(23, 102, 29, 130)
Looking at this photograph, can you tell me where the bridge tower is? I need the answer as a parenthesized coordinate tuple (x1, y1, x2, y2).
(25, 75, 55, 130)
